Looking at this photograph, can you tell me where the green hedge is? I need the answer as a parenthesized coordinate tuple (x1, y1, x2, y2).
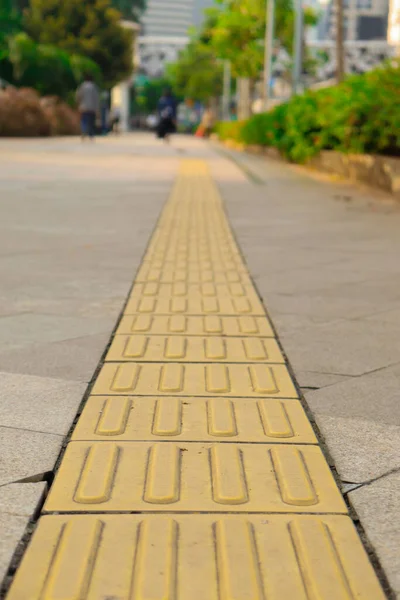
(216, 62, 400, 162)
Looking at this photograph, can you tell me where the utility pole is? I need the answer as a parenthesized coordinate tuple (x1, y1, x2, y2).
(222, 60, 231, 121)
(263, 0, 275, 109)
(336, 0, 345, 82)
(292, 0, 303, 94)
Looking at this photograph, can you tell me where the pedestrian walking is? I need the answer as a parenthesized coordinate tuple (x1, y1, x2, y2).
(156, 88, 177, 142)
(76, 74, 100, 140)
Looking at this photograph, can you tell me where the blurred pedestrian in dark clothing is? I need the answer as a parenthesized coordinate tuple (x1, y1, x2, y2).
(76, 74, 100, 140)
(157, 89, 177, 142)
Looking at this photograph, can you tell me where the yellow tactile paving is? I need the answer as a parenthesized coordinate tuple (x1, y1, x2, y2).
(6, 159, 385, 599)
(136, 262, 252, 284)
(7, 515, 386, 600)
(91, 362, 299, 398)
(72, 396, 317, 443)
(44, 441, 346, 513)
(125, 293, 266, 316)
(106, 335, 284, 363)
(141, 256, 248, 272)
(130, 282, 259, 299)
(116, 314, 275, 337)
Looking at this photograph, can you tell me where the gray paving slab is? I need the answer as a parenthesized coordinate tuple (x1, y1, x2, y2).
(0, 372, 85, 434)
(0, 427, 62, 486)
(0, 483, 46, 582)
(0, 333, 109, 382)
(0, 313, 112, 352)
(0, 482, 46, 517)
(305, 363, 400, 425)
(349, 471, 400, 597)
(260, 288, 399, 323)
(276, 318, 400, 377)
(311, 413, 400, 482)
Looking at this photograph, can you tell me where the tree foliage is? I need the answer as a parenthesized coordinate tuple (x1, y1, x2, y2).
(133, 76, 173, 113)
(25, 0, 133, 88)
(203, 0, 317, 79)
(3, 32, 101, 98)
(167, 0, 318, 102)
(167, 38, 223, 102)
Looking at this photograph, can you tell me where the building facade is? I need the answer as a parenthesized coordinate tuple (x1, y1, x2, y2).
(138, 0, 213, 76)
(324, 0, 389, 41)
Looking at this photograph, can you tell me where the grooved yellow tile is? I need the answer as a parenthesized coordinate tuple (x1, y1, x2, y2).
(145, 248, 243, 264)
(43, 442, 346, 513)
(125, 282, 266, 316)
(106, 335, 284, 363)
(7, 514, 386, 600)
(116, 315, 274, 337)
(140, 256, 247, 273)
(125, 295, 265, 316)
(129, 282, 260, 300)
(136, 263, 251, 284)
(72, 396, 317, 444)
(91, 362, 299, 398)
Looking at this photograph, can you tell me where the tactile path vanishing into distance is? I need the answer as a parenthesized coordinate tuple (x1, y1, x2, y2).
(6, 161, 386, 599)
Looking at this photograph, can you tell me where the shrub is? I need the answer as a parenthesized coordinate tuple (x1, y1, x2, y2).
(216, 62, 400, 162)
(214, 121, 243, 141)
(0, 86, 79, 136)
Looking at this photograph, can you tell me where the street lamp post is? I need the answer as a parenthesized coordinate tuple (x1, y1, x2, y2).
(292, 0, 304, 94)
(263, 0, 276, 109)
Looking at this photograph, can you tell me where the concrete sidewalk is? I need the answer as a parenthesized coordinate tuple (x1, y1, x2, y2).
(0, 134, 399, 598)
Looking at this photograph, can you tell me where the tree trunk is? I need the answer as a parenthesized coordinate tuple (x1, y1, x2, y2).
(237, 78, 251, 120)
(336, 0, 345, 83)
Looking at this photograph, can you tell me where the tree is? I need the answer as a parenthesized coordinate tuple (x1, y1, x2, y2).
(167, 38, 223, 103)
(25, 0, 133, 88)
(207, 0, 317, 80)
(206, 2, 266, 80)
(112, 0, 146, 22)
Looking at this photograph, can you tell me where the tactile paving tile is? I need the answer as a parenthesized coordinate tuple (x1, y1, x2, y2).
(7, 514, 386, 600)
(145, 245, 243, 263)
(116, 315, 275, 337)
(136, 264, 252, 285)
(72, 396, 317, 444)
(44, 442, 346, 513)
(91, 363, 299, 398)
(106, 335, 284, 363)
(125, 295, 266, 316)
(130, 282, 259, 299)
(140, 256, 248, 273)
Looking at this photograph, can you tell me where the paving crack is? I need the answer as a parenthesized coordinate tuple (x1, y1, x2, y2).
(342, 467, 400, 496)
(0, 471, 54, 488)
